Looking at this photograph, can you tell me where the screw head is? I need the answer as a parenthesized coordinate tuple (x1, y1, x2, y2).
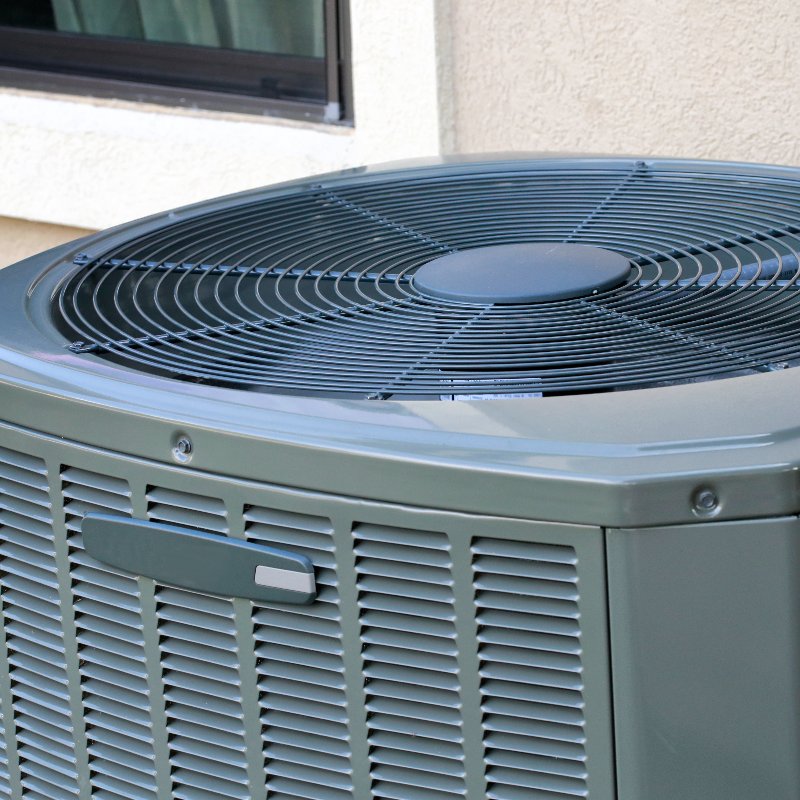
(692, 486, 719, 516)
(172, 434, 193, 464)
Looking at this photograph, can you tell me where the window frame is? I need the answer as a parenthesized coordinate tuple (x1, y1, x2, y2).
(0, 0, 352, 124)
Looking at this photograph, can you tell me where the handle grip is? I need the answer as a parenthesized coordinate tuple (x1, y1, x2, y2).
(82, 513, 316, 604)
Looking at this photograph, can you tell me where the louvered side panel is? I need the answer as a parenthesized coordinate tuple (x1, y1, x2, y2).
(63, 467, 157, 800)
(354, 524, 466, 800)
(149, 488, 250, 800)
(147, 487, 227, 534)
(0, 451, 15, 798)
(0, 462, 14, 800)
(473, 538, 587, 800)
(246, 507, 351, 800)
(0, 447, 80, 800)
(0, 716, 7, 799)
(0, 698, 7, 799)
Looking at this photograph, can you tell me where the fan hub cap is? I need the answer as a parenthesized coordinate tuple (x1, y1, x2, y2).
(412, 242, 631, 303)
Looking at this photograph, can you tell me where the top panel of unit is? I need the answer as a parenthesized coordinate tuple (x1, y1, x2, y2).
(40, 157, 800, 399)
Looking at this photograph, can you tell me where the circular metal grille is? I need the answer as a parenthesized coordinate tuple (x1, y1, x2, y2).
(54, 159, 800, 399)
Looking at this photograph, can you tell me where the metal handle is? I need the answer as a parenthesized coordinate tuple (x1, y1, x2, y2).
(82, 513, 316, 604)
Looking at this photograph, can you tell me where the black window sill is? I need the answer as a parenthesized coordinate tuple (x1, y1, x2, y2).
(0, 66, 345, 124)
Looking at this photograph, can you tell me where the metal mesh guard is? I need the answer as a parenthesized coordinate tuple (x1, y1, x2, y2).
(54, 158, 800, 398)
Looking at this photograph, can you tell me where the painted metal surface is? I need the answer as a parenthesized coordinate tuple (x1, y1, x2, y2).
(1, 158, 800, 528)
(608, 518, 800, 800)
(0, 422, 615, 799)
(2, 157, 800, 798)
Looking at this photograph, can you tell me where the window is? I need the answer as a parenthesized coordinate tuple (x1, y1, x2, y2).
(0, 0, 351, 123)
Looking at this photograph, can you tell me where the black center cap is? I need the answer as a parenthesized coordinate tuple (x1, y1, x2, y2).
(412, 242, 631, 304)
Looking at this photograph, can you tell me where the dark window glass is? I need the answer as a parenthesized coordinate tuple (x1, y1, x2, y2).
(0, 0, 56, 29)
(0, 0, 325, 57)
(0, 0, 350, 121)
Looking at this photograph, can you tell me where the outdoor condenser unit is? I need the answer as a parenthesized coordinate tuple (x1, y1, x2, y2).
(1, 155, 799, 800)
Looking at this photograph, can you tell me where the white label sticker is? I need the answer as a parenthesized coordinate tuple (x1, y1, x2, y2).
(440, 392, 543, 401)
(255, 565, 315, 594)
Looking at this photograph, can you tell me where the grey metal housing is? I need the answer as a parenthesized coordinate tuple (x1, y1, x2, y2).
(0, 156, 799, 799)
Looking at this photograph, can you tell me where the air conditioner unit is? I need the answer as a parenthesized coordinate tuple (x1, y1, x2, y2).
(1, 155, 799, 800)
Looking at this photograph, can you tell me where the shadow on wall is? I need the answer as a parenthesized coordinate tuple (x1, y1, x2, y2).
(0, 217, 95, 268)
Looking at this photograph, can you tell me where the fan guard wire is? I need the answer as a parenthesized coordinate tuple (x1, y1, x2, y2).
(54, 161, 800, 398)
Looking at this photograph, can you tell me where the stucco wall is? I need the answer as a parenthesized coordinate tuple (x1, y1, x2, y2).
(0, 217, 94, 268)
(4, 0, 795, 239)
(444, 0, 800, 164)
(0, 0, 443, 231)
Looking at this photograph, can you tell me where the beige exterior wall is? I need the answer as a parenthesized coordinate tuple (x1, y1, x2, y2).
(0, 0, 443, 231)
(0, 217, 94, 268)
(3, 0, 800, 247)
(442, 0, 800, 164)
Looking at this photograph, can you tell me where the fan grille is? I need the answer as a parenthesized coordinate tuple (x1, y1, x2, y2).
(54, 159, 800, 399)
